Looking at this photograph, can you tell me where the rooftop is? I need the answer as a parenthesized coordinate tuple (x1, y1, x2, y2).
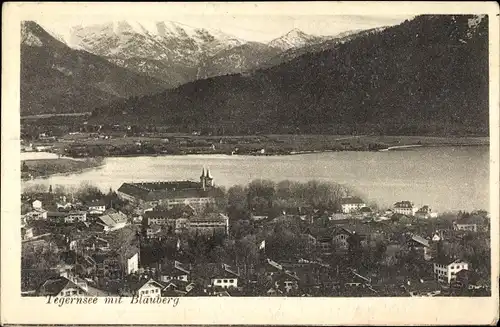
(36, 276, 85, 296)
(394, 201, 414, 208)
(99, 211, 127, 226)
(410, 235, 430, 247)
(117, 181, 213, 201)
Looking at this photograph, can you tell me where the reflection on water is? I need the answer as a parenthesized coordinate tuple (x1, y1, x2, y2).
(22, 146, 489, 212)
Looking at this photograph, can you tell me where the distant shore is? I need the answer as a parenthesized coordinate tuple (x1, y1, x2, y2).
(21, 157, 105, 181)
(23, 134, 487, 159)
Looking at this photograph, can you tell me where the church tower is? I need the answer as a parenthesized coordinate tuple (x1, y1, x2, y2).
(200, 168, 206, 190)
(205, 168, 214, 188)
(200, 167, 214, 190)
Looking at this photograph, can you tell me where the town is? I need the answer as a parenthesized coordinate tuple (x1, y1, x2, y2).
(21, 169, 491, 298)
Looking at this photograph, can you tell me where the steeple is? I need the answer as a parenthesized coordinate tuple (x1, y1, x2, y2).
(205, 167, 214, 187)
(200, 167, 206, 190)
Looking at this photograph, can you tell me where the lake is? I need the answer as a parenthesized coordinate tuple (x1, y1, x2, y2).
(21, 146, 489, 212)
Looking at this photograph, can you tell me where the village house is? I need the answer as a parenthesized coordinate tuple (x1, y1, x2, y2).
(128, 278, 165, 297)
(159, 260, 191, 283)
(453, 218, 478, 232)
(35, 276, 88, 297)
(116, 169, 216, 211)
(162, 279, 196, 296)
(187, 213, 229, 236)
(32, 199, 43, 210)
(340, 197, 366, 213)
(414, 205, 438, 219)
(144, 210, 173, 226)
(86, 199, 107, 215)
(47, 211, 69, 223)
(66, 211, 87, 223)
(393, 201, 418, 216)
(407, 234, 433, 261)
(46, 210, 87, 224)
(433, 258, 469, 284)
(98, 210, 128, 232)
(211, 264, 240, 289)
(332, 228, 351, 251)
(56, 196, 73, 210)
(26, 208, 48, 221)
(81, 235, 110, 252)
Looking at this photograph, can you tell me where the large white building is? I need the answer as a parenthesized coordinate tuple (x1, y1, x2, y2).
(393, 201, 418, 215)
(433, 258, 468, 284)
(340, 197, 366, 213)
(117, 169, 216, 211)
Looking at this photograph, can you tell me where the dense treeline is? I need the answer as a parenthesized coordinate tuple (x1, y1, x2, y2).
(93, 15, 488, 136)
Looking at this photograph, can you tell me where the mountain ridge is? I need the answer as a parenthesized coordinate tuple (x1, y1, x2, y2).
(21, 21, 169, 115)
(91, 15, 489, 136)
(37, 21, 345, 85)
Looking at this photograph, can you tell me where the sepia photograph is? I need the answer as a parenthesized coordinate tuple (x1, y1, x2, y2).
(1, 1, 499, 325)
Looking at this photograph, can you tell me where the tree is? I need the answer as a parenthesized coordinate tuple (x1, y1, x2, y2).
(21, 161, 29, 172)
(347, 233, 363, 266)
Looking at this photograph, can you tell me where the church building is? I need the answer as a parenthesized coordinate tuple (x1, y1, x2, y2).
(117, 168, 216, 211)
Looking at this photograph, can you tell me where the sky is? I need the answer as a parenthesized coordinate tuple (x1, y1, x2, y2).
(36, 15, 414, 43)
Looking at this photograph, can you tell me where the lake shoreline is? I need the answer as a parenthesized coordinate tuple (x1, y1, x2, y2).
(21, 141, 490, 162)
(21, 157, 105, 181)
(21, 145, 488, 212)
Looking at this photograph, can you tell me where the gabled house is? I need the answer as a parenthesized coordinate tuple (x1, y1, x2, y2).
(340, 197, 366, 214)
(433, 258, 468, 284)
(211, 264, 240, 289)
(415, 205, 437, 219)
(407, 234, 432, 261)
(161, 279, 196, 296)
(36, 276, 88, 297)
(159, 260, 191, 283)
(98, 210, 128, 232)
(453, 220, 478, 232)
(332, 228, 351, 250)
(81, 235, 110, 252)
(26, 208, 48, 221)
(66, 211, 87, 223)
(86, 199, 107, 215)
(129, 278, 165, 297)
(393, 201, 418, 216)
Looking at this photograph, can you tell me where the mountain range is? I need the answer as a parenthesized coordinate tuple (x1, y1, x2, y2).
(21, 21, 168, 115)
(42, 21, 342, 86)
(91, 15, 489, 136)
(22, 20, 346, 115)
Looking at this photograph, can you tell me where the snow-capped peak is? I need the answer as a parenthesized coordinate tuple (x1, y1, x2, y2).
(268, 28, 323, 51)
